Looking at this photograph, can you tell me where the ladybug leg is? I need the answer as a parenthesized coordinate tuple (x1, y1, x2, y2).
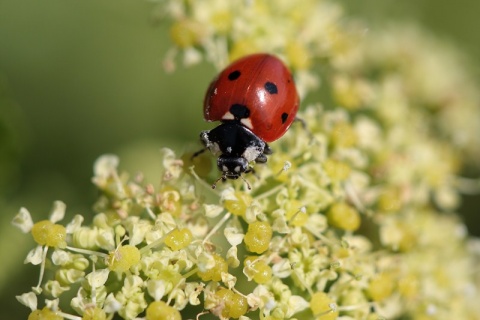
(255, 153, 268, 164)
(255, 143, 272, 164)
(191, 147, 206, 160)
(263, 143, 273, 155)
(192, 130, 216, 160)
(255, 140, 273, 164)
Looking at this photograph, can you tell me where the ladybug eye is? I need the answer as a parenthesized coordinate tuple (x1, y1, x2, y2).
(264, 82, 278, 94)
(281, 112, 288, 124)
(228, 70, 241, 81)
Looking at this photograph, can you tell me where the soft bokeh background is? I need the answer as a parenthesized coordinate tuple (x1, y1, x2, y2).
(0, 0, 479, 318)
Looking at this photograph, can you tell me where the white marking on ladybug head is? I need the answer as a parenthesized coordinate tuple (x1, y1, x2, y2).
(226, 146, 232, 153)
(222, 112, 234, 120)
(222, 165, 228, 172)
(200, 131, 212, 147)
(241, 118, 253, 130)
(243, 146, 262, 163)
(208, 142, 221, 156)
(234, 166, 241, 173)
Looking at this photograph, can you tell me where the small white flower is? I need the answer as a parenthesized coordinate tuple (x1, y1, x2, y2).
(129, 219, 152, 246)
(65, 214, 84, 234)
(221, 272, 237, 289)
(183, 47, 203, 66)
(49, 201, 66, 223)
(220, 187, 236, 201)
(45, 298, 60, 311)
(185, 282, 203, 305)
(104, 293, 122, 313)
(86, 269, 110, 288)
(197, 252, 215, 272)
(97, 230, 116, 251)
(44, 280, 70, 298)
(51, 250, 70, 265)
(161, 148, 183, 180)
(224, 224, 244, 246)
(226, 245, 240, 268)
(286, 295, 309, 316)
(204, 204, 224, 218)
(271, 258, 292, 278)
(93, 154, 119, 179)
(12, 207, 33, 233)
(25, 246, 44, 265)
(16, 292, 37, 311)
(147, 279, 166, 301)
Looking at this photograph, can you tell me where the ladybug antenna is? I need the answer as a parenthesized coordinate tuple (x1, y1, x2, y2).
(211, 174, 251, 190)
(240, 175, 252, 190)
(211, 175, 226, 189)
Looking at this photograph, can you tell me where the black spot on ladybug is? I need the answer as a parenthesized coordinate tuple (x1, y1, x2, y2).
(228, 70, 241, 81)
(230, 104, 250, 119)
(264, 82, 278, 94)
(281, 112, 288, 124)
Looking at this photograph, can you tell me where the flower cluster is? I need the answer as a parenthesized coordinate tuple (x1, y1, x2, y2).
(13, 0, 480, 319)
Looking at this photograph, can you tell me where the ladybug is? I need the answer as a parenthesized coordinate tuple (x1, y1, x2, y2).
(195, 53, 300, 189)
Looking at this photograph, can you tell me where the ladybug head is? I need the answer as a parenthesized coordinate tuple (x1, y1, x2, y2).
(212, 155, 251, 189)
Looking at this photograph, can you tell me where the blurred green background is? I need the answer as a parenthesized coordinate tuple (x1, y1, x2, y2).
(1, 0, 479, 318)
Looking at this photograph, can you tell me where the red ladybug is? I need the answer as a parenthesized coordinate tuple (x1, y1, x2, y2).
(195, 53, 300, 188)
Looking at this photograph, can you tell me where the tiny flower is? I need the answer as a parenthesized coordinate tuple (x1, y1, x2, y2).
(243, 256, 273, 284)
(222, 189, 252, 218)
(24, 246, 44, 265)
(226, 245, 240, 268)
(204, 203, 225, 218)
(115, 275, 148, 319)
(82, 307, 107, 320)
(103, 293, 121, 314)
(28, 307, 63, 320)
(197, 253, 228, 282)
(185, 282, 204, 305)
(65, 214, 84, 234)
(31, 220, 67, 248)
(310, 292, 339, 319)
(86, 269, 110, 288)
(210, 288, 248, 319)
(44, 280, 70, 298)
(244, 221, 272, 254)
(16, 292, 37, 311)
(12, 207, 33, 233)
(49, 200, 66, 224)
(147, 280, 166, 301)
(146, 300, 181, 320)
(164, 228, 193, 250)
(224, 219, 245, 246)
(326, 202, 361, 231)
(93, 154, 119, 179)
(107, 245, 141, 273)
(161, 148, 184, 181)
